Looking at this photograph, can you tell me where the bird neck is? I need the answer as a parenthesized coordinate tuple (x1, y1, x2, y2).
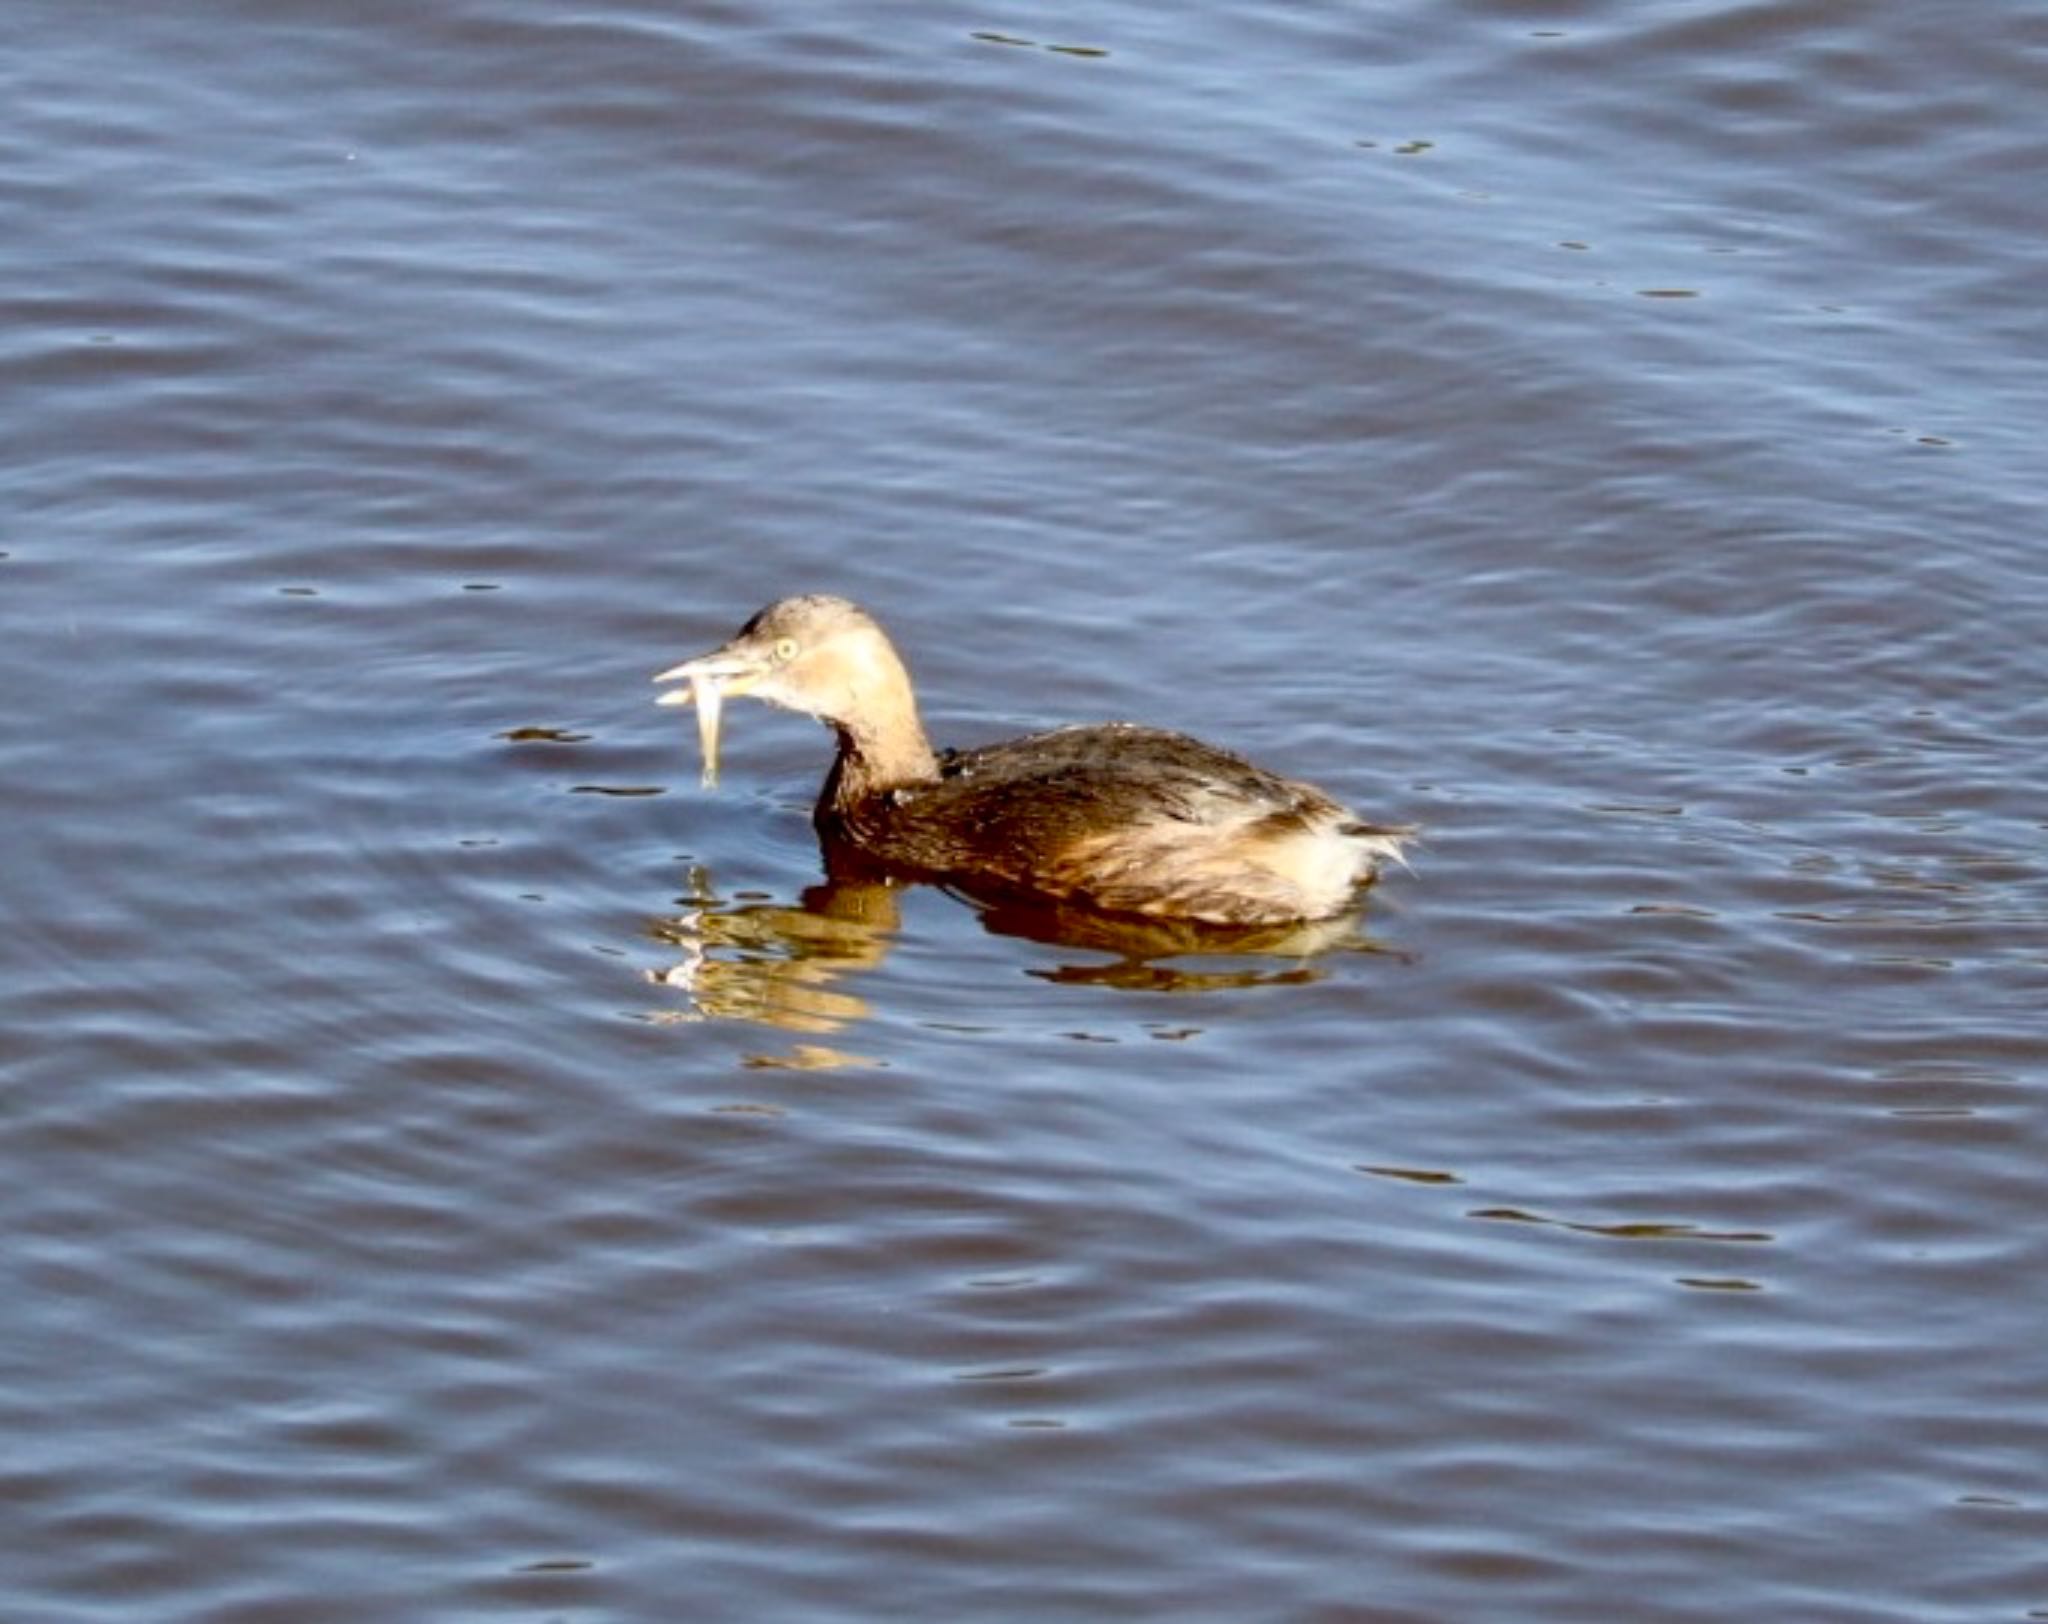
(823, 700, 937, 811)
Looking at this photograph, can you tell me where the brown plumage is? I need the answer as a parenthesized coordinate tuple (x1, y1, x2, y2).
(654, 595, 1412, 926)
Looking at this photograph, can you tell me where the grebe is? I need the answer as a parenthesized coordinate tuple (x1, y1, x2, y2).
(654, 595, 1412, 926)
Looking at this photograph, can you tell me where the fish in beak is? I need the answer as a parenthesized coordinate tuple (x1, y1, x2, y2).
(652, 649, 760, 787)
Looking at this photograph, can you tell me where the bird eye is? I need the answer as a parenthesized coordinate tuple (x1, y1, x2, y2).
(773, 637, 799, 663)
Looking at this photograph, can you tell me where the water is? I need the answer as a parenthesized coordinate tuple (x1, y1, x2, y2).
(4, 2, 2045, 1619)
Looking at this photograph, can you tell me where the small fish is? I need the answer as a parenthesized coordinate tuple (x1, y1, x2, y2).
(651, 652, 742, 787)
(692, 673, 724, 787)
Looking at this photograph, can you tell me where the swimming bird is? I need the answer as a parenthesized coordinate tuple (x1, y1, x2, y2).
(654, 595, 1412, 926)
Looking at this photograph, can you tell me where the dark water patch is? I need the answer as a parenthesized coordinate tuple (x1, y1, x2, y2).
(1356, 1165, 1465, 1187)
(1469, 1209, 1775, 1245)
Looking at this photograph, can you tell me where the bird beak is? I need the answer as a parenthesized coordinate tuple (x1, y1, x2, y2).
(653, 648, 763, 787)
(651, 649, 761, 699)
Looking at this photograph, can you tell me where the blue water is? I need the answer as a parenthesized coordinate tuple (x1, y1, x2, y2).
(4, 3, 2044, 1619)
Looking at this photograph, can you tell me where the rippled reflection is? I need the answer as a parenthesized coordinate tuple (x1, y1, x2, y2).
(644, 841, 1405, 1028)
(644, 866, 900, 1035)
(976, 893, 1404, 991)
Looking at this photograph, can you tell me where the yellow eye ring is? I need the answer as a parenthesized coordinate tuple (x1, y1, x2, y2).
(773, 637, 800, 663)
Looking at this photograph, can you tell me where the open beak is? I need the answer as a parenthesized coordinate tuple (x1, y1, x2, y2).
(653, 649, 762, 787)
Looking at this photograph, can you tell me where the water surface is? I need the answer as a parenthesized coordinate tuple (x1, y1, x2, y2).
(4, 2, 2045, 1620)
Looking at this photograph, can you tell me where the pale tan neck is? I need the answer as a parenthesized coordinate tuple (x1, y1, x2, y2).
(829, 716, 937, 807)
(822, 644, 937, 808)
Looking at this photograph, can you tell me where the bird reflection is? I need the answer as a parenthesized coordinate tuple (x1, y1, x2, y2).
(645, 862, 899, 1034)
(644, 838, 1402, 1033)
